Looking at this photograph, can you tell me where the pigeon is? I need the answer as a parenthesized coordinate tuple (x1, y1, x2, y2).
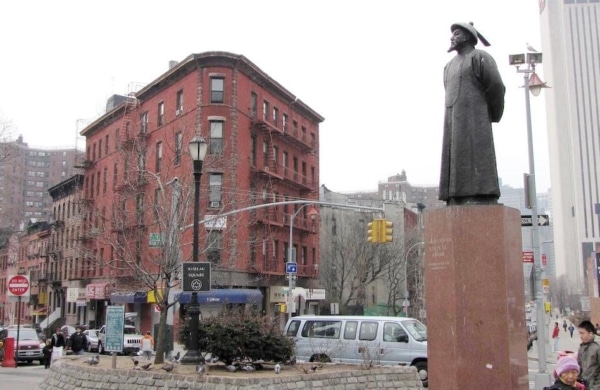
(170, 352, 180, 362)
(141, 363, 152, 371)
(226, 364, 238, 372)
(241, 364, 255, 372)
(197, 364, 206, 375)
(526, 42, 538, 52)
(274, 363, 281, 374)
(310, 365, 318, 372)
(161, 363, 174, 372)
(132, 360, 140, 370)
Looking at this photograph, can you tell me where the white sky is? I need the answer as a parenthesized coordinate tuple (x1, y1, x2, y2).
(0, 0, 550, 193)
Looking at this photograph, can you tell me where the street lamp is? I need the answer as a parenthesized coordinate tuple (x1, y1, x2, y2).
(180, 135, 207, 365)
(404, 241, 424, 316)
(287, 204, 318, 323)
(510, 51, 552, 389)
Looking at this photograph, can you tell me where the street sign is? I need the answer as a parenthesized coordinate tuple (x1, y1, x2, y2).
(149, 233, 163, 248)
(7, 274, 30, 297)
(286, 262, 297, 274)
(182, 262, 211, 292)
(521, 214, 550, 226)
(542, 279, 550, 294)
(105, 306, 125, 353)
(522, 251, 534, 263)
(581, 297, 590, 312)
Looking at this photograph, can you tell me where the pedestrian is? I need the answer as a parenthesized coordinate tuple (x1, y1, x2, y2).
(569, 324, 576, 338)
(68, 326, 87, 355)
(50, 327, 66, 361)
(141, 331, 154, 361)
(439, 22, 505, 206)
(546, 355, 585, 389)
(577, 320, 600, 389)
(564, 320, 568, 332)
(553, 322, 561, 353)
(42, 339, 52, 369)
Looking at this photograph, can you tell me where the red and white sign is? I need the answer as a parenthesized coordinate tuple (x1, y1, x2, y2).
(542, 254, 547, 267)
(154, 305, 162, 313)
(522, 251, 534, 263)
(7, 274, 30, 297)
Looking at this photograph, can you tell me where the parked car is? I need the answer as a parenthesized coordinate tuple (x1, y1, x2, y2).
(97, 325, 143, 355)
(84, 329, 100, 352)
(0, 327, 45, 365)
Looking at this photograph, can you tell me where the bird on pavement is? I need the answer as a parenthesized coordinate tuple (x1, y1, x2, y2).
(274, 363, 281, 374)
(161, 363, 174, 372)
(526, 42, 538, 52)
(197, 364, 206, 375)
(241, 364, 256, 372)
(141, 362, 152, 371)
(133, 360, 140, 370)
(310, 365, 318, 372)
(226, 364, 238, 372)
(170, 352, 180, 362)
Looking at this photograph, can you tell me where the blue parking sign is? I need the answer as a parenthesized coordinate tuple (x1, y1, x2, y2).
(286, 262, 297, 274)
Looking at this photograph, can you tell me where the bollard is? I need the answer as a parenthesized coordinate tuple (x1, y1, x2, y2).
(1, 337, 17, 368)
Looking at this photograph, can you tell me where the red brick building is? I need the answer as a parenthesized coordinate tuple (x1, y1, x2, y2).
(79, 52, 323, 331)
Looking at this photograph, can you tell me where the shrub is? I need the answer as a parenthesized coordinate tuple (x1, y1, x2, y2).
(179, 308, 293, 365)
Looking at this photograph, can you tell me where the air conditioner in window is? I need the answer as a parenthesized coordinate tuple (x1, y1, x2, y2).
(210, 201, 221, 208)
(176, 108, 183, 116)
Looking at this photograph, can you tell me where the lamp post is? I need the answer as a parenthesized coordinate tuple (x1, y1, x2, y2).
(404, 241, 424, 316)
(510, 51, 551, 389)
(287, 204, 318, 323)
(180, 135, 207, 365)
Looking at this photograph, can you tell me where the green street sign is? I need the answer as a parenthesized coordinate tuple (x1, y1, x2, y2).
(105, 306, 125, 352)
(149, 233, 163, 248)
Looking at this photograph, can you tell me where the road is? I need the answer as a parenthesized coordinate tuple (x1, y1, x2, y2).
(0, 362, 48, 390)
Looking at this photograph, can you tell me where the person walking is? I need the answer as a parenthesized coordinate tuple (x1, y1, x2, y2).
(569, 324, 576, 338)
(577, 320, 600, 389)
(563, 320, 569, 332)
(42, 339, 52, 369)
(50, 327, 66, 361)
(68, 326, 87, 355)
(545, 355, 585, 389)
(553, 322, 561, 353)
(141, 331, 154, 361)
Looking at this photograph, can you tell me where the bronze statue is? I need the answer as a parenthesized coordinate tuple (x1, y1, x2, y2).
(439, 22, 505, 206)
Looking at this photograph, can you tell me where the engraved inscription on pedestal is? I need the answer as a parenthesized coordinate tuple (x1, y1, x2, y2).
(426, 237, 451, 272)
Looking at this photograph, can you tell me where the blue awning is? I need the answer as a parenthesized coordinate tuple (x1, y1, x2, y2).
(176, 289, 263, 305)
(110, 291, 148, 304)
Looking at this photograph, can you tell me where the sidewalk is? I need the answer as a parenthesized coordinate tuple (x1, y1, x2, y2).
(528, 317, 581, 369)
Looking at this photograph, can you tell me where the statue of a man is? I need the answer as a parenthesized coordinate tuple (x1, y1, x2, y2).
(439, 22, 505, 206)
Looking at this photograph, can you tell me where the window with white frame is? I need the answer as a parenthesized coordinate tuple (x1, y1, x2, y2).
(209, 121, 223, 154)
(209, 174, 222, 207)
(156, 142, 163, 172)
(210, 78, 224, 103)
(157, 102, 165, 126)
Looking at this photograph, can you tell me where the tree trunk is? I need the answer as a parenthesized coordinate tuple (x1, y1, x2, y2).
(153, 290, 170, 364)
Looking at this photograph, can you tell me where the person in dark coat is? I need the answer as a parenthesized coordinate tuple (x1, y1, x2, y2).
(68, 327, 87, 355)
(42, 339, 52, 369)
(50, 327, 67, 360)
(439, 22, 505, 206)
(545, 355, 585, 389)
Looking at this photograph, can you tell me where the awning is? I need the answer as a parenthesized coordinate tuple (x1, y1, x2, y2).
(110, 291, 148, 304)
(86, 283, 109, 300)
(176, 289, 263, 305)
(30, 306, 47, 316)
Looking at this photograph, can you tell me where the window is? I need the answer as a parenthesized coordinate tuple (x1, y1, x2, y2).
(98, 140, 102, 159)
(113, 163, 118, 189)
(156, 142, 163, 172)
(282, 152, 289, 173)
(176, 90, 184, 112)
(105, 135, 109, 155)
(301, 321, 341, 338)
(301, 125, 307, 141)
(273, 145, 279, 170)
(282, 114, 288, 132)
(157, 102, 165, 126)
(209, 121, 223, 154)
(96, 172, 101, 195)
(344, 321, 358, 340)
(293, 120, 298, 136)
(250, 92, 257, 118)
(210, 78, 224, 103)
(263, 141, 268, 167)
(263, 101, 269, 121)
(209, 174, 222, 205)
(207, 230, 222, 263)
(383, 322, 407, 342)
(174, 132, 182, 166)
(140, 112, 148, 134)
(359, 322, 378, 341)
(272, 107, 279, 126)
(250, 135, 257, 166)
(103, 168, 107, 194)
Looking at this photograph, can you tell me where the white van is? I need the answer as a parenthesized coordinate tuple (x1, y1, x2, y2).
(285, 315, 428, 387)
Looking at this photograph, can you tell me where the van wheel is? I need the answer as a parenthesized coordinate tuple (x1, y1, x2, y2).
(309, 354, 331, 363)
(414, 361, 428, 388)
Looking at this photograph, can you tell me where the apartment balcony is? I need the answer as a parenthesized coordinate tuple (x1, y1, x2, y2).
(281, 167, 316, 191)
(252, 119, 314, 152)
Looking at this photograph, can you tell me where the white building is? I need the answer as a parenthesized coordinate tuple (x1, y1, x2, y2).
(540, 0, 600, 294)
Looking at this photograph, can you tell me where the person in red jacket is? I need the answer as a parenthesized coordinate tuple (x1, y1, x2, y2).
(552, 322, 561, 353)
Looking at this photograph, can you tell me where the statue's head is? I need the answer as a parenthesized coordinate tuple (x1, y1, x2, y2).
(449, 22, 478, 52)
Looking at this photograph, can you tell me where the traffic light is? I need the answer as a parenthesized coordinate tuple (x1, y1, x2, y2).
(380, 219, 393, 243)
(367, 220, 380, 243)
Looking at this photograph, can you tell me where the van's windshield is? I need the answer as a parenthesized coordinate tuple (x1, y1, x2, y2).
(403, 320, 427, 342)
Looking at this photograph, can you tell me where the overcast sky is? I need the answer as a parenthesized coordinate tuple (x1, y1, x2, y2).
(0, 0, 549, 193)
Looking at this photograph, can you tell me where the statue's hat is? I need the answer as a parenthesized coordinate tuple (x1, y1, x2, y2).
(451, 22, 490, 46)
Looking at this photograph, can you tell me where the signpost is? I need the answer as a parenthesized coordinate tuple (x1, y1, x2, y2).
(521, 214, 550, 226)
(182, 263, 211, 292)
(7, 274, 31, 365)
(285, 262, 297, 274)
(105, 305, 125, 368)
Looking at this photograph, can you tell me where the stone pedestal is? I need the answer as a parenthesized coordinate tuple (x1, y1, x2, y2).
(424, 205, 528, 389)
